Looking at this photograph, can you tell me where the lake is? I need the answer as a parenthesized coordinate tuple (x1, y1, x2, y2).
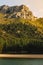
(0, 58, 43, 65)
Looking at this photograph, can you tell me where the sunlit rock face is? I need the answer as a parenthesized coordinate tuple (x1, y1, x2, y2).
(0, 5, 36, 20)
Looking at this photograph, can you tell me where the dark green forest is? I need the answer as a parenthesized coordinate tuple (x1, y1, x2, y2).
(0, 18, 43, 54)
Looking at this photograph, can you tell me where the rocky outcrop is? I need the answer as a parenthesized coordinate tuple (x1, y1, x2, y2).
(0, 5, 36, 20)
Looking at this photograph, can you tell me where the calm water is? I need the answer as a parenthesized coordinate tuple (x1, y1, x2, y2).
(0, 58, 43, 65)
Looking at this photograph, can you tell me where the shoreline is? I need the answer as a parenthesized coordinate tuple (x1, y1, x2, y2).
(0, 54, 43, 58)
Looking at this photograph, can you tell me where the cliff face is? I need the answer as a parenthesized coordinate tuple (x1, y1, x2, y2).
(0, 5, 36, 20)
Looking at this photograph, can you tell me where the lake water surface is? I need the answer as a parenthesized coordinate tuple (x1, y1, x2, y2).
(0, 58, 43, 65)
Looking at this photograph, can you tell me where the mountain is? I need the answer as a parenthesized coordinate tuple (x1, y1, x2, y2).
(0, 5, 43, 54)
(0, 5, 36, 20)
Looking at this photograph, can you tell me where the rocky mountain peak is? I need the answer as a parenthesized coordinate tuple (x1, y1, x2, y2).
(0, 5, 9, 13)
(2, 5, 9, 10)
(0, 5, 9, 10)
(19, 5, 29, 11)
(0, 5, 36, 20)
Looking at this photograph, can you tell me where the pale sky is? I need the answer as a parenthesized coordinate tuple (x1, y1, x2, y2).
(0, 0, 43, 17)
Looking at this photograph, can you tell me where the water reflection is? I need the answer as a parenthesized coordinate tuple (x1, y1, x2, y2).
(0, 58, 43, 65)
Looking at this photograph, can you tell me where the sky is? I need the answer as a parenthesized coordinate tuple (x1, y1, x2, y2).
(0, 0, 43, 17)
